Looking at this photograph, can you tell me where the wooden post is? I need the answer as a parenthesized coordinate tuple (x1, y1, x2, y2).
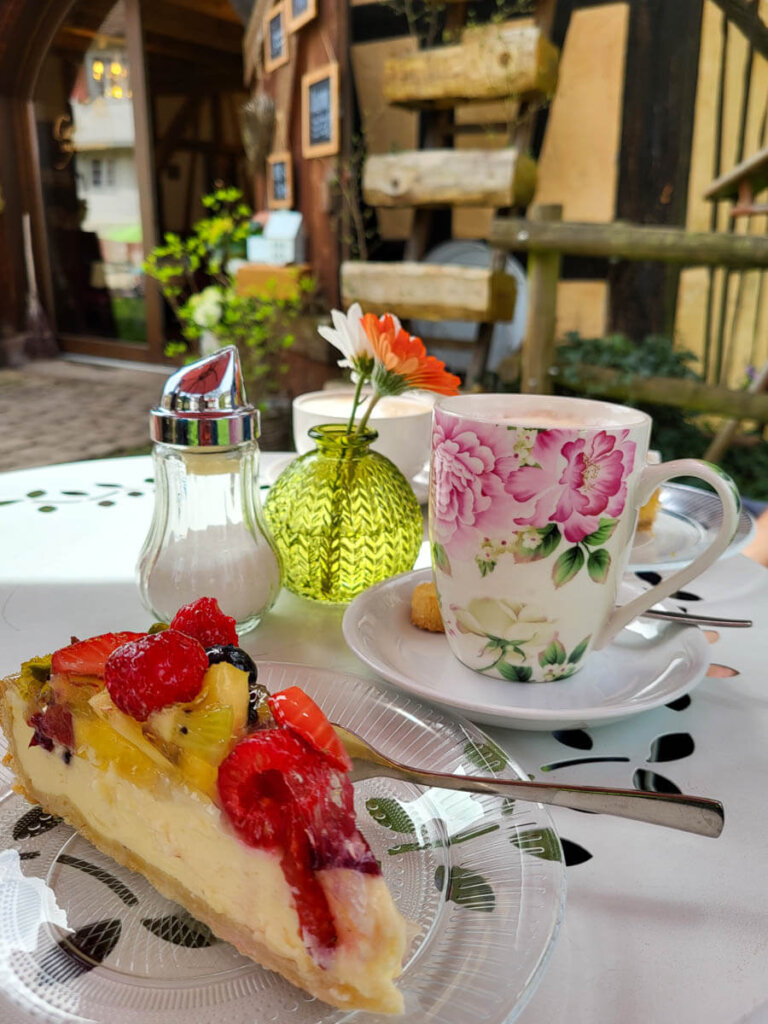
(704, 360, 768, 463)
(521, 203, 562, 395)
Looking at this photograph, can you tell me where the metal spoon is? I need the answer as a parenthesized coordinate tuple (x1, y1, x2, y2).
(639, 608, 752, 628)
(333, 724, 724, 838)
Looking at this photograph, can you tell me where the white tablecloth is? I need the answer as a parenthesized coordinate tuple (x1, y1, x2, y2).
(1, 454, 766, 1024)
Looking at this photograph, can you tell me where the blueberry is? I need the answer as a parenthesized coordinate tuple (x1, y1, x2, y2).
(205, 645, 266, 726)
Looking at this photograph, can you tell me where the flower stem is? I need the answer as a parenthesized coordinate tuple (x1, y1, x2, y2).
(356, 391, 382, 434)
(346, 374, 367, 434)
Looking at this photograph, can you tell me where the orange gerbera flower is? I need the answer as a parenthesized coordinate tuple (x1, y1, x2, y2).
(361, 313, 461, 396)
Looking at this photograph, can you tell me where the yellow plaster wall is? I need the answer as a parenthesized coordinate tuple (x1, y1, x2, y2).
(675, 0, 768, 387)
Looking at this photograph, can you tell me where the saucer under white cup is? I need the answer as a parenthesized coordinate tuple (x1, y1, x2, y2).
(291, 388, 435, 485)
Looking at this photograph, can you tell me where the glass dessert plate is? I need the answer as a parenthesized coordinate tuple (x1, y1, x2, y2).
(0, 663, 565, 1024)
(628, 482, 755, 572)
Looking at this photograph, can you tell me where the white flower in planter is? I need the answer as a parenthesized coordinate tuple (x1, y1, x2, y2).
(188, 286, 225, 330)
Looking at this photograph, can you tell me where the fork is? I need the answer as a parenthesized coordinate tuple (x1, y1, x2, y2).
(332, 724, 724, 838)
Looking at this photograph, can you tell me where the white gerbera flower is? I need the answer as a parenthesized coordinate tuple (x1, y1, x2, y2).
(317, 303, 374, 372)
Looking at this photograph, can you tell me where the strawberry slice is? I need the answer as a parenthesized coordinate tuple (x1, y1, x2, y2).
(268, 686, 352, 772)
(51, 631, 145, 678)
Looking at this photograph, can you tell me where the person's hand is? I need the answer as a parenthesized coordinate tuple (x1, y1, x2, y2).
(743, 508, 768, 566)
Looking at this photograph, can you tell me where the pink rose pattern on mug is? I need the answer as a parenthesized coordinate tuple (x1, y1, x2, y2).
(431, 414, 638, 682)
(430, 395, 741, 684)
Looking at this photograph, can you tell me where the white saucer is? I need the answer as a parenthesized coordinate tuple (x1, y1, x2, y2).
(627, 482, 755, 572)
(342, 568, 711, 731)
(261, 454, 429, 504)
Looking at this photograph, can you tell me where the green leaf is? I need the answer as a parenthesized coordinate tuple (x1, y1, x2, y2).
(538, 639, 567, 667)
(476, 557, 496, 577)
(432, 542, 451, 575)
(582, 517, 619, 546)
(463, 740, 509, 773)
(510, 827, 563, 862)
(568, 635, 591, 664)
(26, 490, 45, 498)
(552, 546, 585, 587)
(435, 866, 495, 912)
(587, 548, 611, 583)
(497, 662, 533, 682)
(536, 522, 562, 558)
(513, 522, 561, 563)
(365, 797, 417, 834)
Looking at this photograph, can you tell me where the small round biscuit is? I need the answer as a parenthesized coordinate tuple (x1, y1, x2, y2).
(410, 581, 444, 633)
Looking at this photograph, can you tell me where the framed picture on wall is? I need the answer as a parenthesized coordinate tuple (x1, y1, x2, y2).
(267, 152, 293, 209)
(286, 0, 316, 33)
(264, 2, 289, 73)
(301, 62, 339, 159)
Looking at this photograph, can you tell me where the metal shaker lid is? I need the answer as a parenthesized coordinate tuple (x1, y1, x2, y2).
(150, 346, 259, 446)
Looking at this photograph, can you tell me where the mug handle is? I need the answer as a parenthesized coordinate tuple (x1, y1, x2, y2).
(594, 459, 742, 649)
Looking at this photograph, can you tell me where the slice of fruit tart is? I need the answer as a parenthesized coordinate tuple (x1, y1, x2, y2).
(0, 597, 408, 1014)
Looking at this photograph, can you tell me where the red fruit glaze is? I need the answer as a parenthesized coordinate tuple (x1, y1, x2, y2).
(268, 687, 353, 773)
(104, 630, 208, 721)
(51, 632, 145, 678)
(170, 597, 238, 647)
(218, 729, 380, 955)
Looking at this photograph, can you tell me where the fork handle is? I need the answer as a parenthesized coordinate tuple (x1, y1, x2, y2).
(359, 765, 724, 838)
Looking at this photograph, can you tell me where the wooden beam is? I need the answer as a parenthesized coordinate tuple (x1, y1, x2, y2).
(125, 0, 164, 363)
(705, 145, 768, 200)
(341, 261, 517, 322)
(363, 148, 536, 208)
(608, 0, 703, 341)
(708, 0, 768, 60)
(521, 204, 562, 395)
(383, 24, 558, 109)
(140, 3, 243, 54)
(154, 95, 198, 171)
(489, 216, 768, 268)
(164, 0, 242, 24)
(551, 363, 768, 423)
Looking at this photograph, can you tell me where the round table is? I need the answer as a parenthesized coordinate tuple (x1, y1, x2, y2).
(1, 454, 766, 1024)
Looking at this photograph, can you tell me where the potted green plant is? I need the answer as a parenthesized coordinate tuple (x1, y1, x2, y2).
(143, 187, 312, 443)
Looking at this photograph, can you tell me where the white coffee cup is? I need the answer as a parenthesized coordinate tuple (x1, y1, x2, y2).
(429, 393, 741, 682)
(292, 388, 434, 482)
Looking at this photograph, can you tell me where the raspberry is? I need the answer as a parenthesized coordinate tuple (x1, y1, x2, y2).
(170, 597, 238, 647)
(105, 630, 208, 721)
(218, 729, 380, 956)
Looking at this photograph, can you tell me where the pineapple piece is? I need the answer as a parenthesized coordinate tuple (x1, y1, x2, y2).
(75, 715, 160, 786)
(178, 750, 220, 799)
(89, 689, 173, 769)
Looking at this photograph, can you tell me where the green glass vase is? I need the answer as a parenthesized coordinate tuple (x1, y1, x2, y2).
(263, 424, 423, 603)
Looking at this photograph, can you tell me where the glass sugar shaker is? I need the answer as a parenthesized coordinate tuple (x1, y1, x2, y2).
(137, 346, 282, 634)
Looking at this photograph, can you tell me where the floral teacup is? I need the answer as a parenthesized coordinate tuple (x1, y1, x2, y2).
(429, 394, 741, 682)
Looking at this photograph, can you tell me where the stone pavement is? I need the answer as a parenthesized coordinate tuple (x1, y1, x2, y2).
(0, 358, 170, 473)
